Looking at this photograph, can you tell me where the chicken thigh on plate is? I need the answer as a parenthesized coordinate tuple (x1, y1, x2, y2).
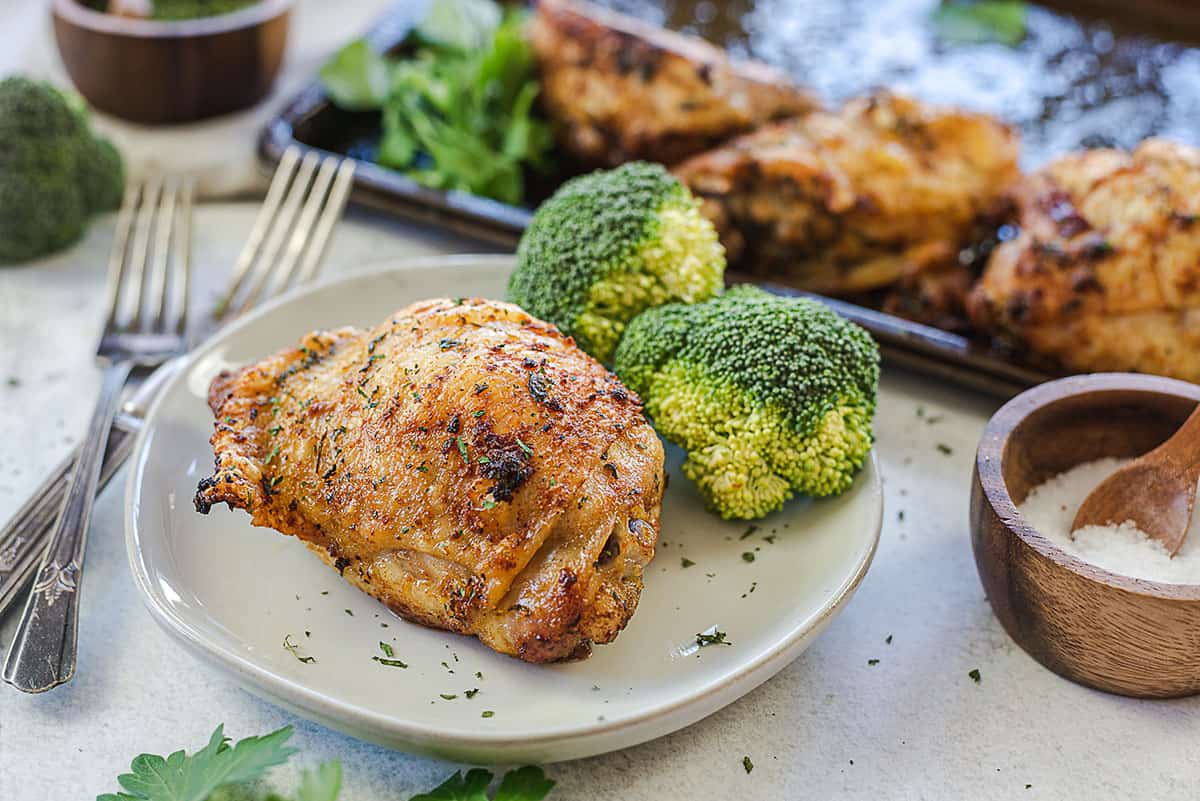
(195, 298, 665, 663)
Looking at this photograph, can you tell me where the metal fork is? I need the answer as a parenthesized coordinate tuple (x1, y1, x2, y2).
(0, 146, 355, 633)
(2, 175, 193, 693)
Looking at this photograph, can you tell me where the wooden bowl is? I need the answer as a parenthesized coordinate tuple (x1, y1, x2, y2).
(52, 0, 292, 124)
(971, 372, 1200, 698)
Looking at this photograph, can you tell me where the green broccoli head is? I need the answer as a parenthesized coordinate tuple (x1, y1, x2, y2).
(0, 76, 125, 265)
(614, 285, 880, 520)
(507, 161, 725, 363)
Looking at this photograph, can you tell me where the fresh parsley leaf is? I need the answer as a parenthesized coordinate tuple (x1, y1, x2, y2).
(97, 725, 297, 801)
(408, 768, 493, 801)
(931, 1, 1026, 46)
(493, 767, 555, 801)
(296, 762, 343, 801)
(318, 39, 390, 110)
(414, 0, 502, 51)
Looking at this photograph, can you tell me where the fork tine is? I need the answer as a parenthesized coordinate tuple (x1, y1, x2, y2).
(297, 158, 356, 286)
(124, 174, 163, 331)
(173, 178, 195, 336)
(212, 145, 301, 320)
(270, 155, 341, 296)
(103, 181, 140, 330)
(146, 176, 178, 331)
(234, 150, 321, 316)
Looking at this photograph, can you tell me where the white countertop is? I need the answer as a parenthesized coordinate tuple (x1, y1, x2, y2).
(1, 1, 1198, 797)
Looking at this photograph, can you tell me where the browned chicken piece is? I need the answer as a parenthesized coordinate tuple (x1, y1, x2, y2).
(194, 298, 665, 663)
(968, 139, 1200, 381)
(530, 0, 818, 168)
(675, 91, 1020, 295)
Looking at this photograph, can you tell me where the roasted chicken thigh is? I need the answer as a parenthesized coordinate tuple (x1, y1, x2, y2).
(674, 91, 1020, 295)
(530, 0, 817, 168)
(968, 139, 1200, 381)
(195, 298, 665, 662)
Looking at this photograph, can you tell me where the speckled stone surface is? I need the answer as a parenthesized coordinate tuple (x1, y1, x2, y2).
(1, 203, 1197, 800)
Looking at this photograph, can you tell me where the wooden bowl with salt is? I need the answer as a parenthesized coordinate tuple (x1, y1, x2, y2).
(971, 372, 1200, 698)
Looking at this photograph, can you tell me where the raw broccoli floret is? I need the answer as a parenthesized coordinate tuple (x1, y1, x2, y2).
(507, 162, 725, 363)
(614, 285, 880, 520)
(0, 76, 125, 265)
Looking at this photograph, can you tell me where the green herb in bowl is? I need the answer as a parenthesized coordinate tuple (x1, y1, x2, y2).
(319, 0, 553, 205)
(85, 0, 261, 20)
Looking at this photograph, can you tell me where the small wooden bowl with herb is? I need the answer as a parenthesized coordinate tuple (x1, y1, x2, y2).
(52, 0, 292, 124)
(971, 373, 1200, 699)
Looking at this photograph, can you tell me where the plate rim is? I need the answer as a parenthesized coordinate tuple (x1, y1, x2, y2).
(124, 255, 883, 757)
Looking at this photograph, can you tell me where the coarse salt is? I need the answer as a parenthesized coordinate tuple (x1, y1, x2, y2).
(1017, 457, 1200, 585)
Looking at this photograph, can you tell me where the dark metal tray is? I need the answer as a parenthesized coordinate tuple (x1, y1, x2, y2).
(260, 4, 1085, 399)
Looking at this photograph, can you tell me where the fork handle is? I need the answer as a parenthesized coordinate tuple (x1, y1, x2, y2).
(2, 361, 133, 693)
(0, 357, 184, 619)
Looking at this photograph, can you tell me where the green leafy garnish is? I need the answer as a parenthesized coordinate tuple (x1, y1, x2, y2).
(409, 766, 553, 801)
(98, 725, 554, 801)
(414, 0, 502, 51)
(931, 1, 1027, 46)
(318, 40, 390, 110)
(96, 725, 297, 801)
(318, 1, 552, 204)
(969, 668, 982, 683)
(296, 762, 343, 801)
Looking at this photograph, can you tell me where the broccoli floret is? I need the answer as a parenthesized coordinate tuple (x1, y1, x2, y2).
(507, 162, 725, 363)
(614, 285, 880, 520)
(0, 76, 125, 265)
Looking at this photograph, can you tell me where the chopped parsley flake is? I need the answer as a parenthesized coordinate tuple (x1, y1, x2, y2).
(457, 436, 469, 462)
(741, 552, 756, 563)
(696, 631, 730, 648)
(482, 499, 497, 510)
(464, 688, 480, 698)
(440, 693, 458, 700)
(379, 642, 394, 657)
(681, 557, 695, 568)
(743, 756, 754, 774)
(481, 710, 495, 718)
(739, 525, 758, 540)
(868, 658, 880, 666)
(283, 634, 315, 664)
(937, 443, 953, 455)
(373, 656, 408, 668)
(969, 668, 981, 683)
(517, 437, 533, 456)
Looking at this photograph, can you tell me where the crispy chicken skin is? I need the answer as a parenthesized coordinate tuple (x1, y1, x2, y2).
(674, 91, 1020, 294)
(530, 0, 817, 168)
(968, 139, 1200, 381)
(194, 298, 665, 662)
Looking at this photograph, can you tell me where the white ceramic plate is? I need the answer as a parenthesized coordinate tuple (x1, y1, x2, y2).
(126, 255, 882, 763)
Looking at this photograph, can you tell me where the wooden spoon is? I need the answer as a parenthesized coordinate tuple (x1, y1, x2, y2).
(1072, 405, 1200, 556)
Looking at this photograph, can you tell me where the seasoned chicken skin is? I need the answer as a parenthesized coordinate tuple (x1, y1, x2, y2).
(968, 139, 1200, 381)
(195, 298, 665, 662)
(530, 0, 817, 168)
(674, 91, 1019, 294)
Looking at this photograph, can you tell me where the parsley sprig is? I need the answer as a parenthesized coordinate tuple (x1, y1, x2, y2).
(98, 725, 555, 801)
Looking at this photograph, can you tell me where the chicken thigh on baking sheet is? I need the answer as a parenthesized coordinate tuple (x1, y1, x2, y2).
(674, 91, 1020, 296)
(529, 0, 817, 168)
(968, 139, 1200, 382)
(194, 298, 665, 663)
